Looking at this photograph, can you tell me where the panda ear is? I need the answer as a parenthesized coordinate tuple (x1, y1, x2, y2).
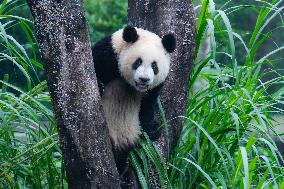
(162, 34, 176, 53)
(123, 25, 139, 43)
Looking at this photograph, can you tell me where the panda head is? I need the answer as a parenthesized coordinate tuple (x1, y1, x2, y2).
(112, 26, 176, 92)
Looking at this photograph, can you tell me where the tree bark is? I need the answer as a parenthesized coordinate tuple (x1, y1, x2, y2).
(27, 1, 120, 188)
(128, 0, 196, 156)
(128, 1, 196, 188)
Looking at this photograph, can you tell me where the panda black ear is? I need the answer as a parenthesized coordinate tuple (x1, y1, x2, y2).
(123, 25, 139, 43)
(162, 34, 176, 53)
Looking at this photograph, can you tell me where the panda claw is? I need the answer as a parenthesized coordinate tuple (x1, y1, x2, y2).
(146, 122, 161, 141)
(148, 130, 161, 141)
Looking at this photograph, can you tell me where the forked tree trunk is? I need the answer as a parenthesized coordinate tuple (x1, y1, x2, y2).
(27, 0, 195, 188)
(128, 0, 196, 157)
(27, 1, 120, 188)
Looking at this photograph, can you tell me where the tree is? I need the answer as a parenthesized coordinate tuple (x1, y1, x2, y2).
(128, 0, 196, 187)
(27, 0, 195, 188)
(27, 1, 120, 188)
(128, 0, 196, 157)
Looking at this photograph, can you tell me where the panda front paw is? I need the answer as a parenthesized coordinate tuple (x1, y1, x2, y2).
(146, 122, 161, 141)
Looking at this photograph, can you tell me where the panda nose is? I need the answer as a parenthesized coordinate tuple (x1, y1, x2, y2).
(139, 77, 150, 83)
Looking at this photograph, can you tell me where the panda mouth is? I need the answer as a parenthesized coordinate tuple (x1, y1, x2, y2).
(135, 82, 149, 91)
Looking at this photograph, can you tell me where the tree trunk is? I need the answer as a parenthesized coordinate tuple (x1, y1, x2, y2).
(27, 1, 120, 188)
(128, 1, 196, 188)
(128, 0, 196, 157)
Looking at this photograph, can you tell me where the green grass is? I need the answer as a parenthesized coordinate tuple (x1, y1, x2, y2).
(0, 0, 284, 188)
(84, 0, 127, 43)
(0, 1, 65, 188)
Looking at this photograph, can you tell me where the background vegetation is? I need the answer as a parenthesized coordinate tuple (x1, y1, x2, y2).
(0, 0, 283, 188)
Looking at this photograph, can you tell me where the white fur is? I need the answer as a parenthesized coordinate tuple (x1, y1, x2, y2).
(112, 28, 171, 91)
(102, 28, 171, 149)
(102, 79, 142, 149)
(134, 64, 154, 85)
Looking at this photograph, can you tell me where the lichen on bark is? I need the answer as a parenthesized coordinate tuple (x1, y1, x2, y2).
(128, 0, 196, 188)
(27, 1, 120, 188)
(128, 0, 196, 157)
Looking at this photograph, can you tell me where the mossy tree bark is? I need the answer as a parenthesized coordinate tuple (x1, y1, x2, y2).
(27, 1, 120, 188)
(128, 0, 196, 187)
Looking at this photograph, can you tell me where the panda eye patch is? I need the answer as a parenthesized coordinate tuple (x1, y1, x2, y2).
(151, 61, 159, 75)
(132, 58, 142, 70)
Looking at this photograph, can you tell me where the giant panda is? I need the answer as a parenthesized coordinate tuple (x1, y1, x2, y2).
(92, 25, 176, 176)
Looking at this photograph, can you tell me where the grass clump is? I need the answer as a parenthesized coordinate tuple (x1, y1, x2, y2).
(0, 1, 65, 188)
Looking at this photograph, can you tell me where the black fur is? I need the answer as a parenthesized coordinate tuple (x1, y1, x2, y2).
(139, 85, 163, 140)
(92, 36, 120, 93)
(112, 146, 131, 174)
(151, 61, 159, 75)
(132, 58, 142, 70)
(92, 31, 163, 187)
(92, 35, 162, 133)
(123, 26, 139, 43)
(162, 33, 176, 53)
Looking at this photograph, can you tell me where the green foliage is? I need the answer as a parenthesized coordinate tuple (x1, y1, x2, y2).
(1, 0, 284, 188)
(0, 0, 42, 90)
(0, 0, 127, 188)
(84, 0, 127, 43)
(131, 0, 284, 188)
(0, 1, 65, 188)
(0, 81, 66, 188)
(0, 0, 127, 87)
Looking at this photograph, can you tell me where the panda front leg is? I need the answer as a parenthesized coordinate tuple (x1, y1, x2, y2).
(139, 86, 162, 141)
(113, 147, 131, 175)
(113, 146, 140, 188)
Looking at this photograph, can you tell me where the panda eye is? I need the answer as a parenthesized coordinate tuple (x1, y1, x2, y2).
(151, 61, 159, 75)
(132, 58, 142, 70)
